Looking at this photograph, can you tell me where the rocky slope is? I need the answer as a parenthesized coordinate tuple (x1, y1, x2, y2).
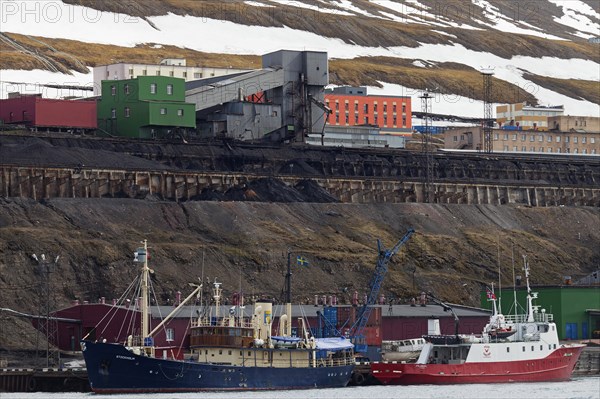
(1, 198, 598, 350)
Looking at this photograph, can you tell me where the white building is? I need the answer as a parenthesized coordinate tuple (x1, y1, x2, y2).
(93, 59, 250, 95)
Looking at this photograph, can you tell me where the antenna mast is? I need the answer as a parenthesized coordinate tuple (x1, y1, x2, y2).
(481, 68, 495, 153)
(420, 91, 434, 203)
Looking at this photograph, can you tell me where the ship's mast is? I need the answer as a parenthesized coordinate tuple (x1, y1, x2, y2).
(285, 250, 293, 336)
(523, 255, 534, 322)
(141, 240, 150, 343)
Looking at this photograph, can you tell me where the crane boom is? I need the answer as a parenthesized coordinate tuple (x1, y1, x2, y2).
(349, 228, 415, 351)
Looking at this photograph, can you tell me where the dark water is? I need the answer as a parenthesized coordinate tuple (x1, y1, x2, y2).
(2, 377, 599, 399)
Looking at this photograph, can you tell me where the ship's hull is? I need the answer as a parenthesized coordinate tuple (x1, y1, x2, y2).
(371, 345, 584, 385)
(81, 340, 354, 392)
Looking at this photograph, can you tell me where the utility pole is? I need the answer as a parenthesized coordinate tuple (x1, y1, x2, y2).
(32, 253, 60, 368)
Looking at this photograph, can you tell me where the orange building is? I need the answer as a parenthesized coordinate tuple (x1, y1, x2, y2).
(325, 86, 412, 131)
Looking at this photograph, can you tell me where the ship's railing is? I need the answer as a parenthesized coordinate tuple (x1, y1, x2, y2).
(194, 316, 254, 328)
(503, 313, 553, 323)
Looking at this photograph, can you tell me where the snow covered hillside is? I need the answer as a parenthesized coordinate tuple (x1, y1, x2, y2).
(1, 0, 598, 117)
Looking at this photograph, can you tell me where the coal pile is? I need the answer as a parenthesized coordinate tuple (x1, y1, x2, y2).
(0, 137, 169, 171)
(189, 178, 338, 203)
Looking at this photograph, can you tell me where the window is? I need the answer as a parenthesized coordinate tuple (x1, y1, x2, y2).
(556, 136, 561, 143)
(374, 104, 378, 112)
(521, 134, 526, 142)
(538, 135, 543, 142)
(111, 108, 116, 119)
(512, 134, 517, 141)
(522, 146, 526, 152)
(504, 134, 508, 140)
(335, 102, 339, 110)
(453, 136, 458, 142)
(194, 72, 201, 79)
(160, 108, 167, 115)
(402, 117, 406, 126)
(124, 107, 130, 118)
(503, 145, 509, 151)
(402, 104, 406, 112)
(364, 104, 369, 113)
(124, 84, 130, 94)
(183, 72, 187, 78)
(177, 109, 184, 117)
(591, 138, 596, 144)
(111, 85, 116, 96)
(167, 84, 173, 95)
(166, 328, 175, 342)
(364, 116, 369, 124)
(565, 136, 569, 143)
(345, 115, 349, 124)
(582, 137, 586, 144)
(547, 136, 552, 142)
(494, 133, 499, 140)
(156, 70, 161, 76)
(539, 147, 544, 152)
(374, 116, 378, 125)
(393, 117, 397, 126)
(573, 136, 578, 144)
(335, 114, 339, 124)
(169, 71, 174, 77)
(354, 115, 358, 124)
(522, 346, 526, 352)
(345, 102, 348, 111)
(150, 83, 157, 94)
(383, 104, 387, 112)
(530, 135, 535, 142)
(142, 70, 147, 76)
(128, 68, 134, 75)
(506, 347, 510, 353)
(393, 103, 397, 112)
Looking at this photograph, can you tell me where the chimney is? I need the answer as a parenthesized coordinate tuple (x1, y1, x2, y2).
(176, 291, 182, 305)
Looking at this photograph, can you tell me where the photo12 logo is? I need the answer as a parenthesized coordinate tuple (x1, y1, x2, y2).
(1, 1, 139, 24)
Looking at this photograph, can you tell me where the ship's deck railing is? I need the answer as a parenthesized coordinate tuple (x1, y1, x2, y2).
(503, 313, 553, 323)
(194, 316, 254, 329)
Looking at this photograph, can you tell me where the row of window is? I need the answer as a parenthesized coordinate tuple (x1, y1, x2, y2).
(494, 133, 595, 144)
(110, 83, 175, 96)
(333, 114, 407, 127)
(108, 69, 215, 80)
(326, 101, 407, 113)
(507, 343, 557, 353)
(110, 107, 185, 118)
(501, 146, 596, 154)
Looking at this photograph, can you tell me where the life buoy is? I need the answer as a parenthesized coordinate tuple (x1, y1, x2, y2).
(27, 377, 37, 392)
(352, 372, 365, 385)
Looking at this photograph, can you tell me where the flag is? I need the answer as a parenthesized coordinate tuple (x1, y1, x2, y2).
(296, 255, 309, 267)
(486, 287, 496, 300)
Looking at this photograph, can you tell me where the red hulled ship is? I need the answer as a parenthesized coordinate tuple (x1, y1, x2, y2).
(371, 258, 585, 384)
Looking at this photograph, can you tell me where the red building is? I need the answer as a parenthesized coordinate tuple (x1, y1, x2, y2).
(0, 94, 97, 131)
(45, 302, 189, 359)
(325, 86, 412, 131)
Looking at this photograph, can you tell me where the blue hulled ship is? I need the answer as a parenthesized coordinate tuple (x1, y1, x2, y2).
(81, 241, 354, 393)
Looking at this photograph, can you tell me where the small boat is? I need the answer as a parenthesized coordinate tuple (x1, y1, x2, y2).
(81, 241, 354, 393)
(371, 258, 585, 384)
(381, 338, 425, 362)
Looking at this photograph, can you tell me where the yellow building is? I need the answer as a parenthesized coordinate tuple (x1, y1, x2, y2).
(496, 103, 564, 131)
(444, 126, 600, 155)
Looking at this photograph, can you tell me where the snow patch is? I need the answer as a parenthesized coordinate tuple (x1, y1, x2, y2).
(548, 0, 600, 36)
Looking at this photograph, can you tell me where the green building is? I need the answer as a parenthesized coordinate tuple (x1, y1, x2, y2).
(97, 76, 196, 138)
(480, 285, 600, 340)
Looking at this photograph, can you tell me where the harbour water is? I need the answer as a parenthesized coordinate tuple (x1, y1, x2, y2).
(2, 377, 599, 399)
